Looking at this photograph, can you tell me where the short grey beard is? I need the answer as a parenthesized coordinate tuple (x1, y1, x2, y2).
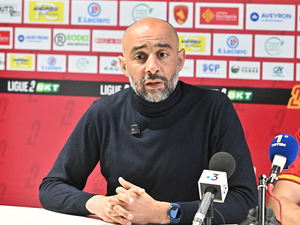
(127, 64, 179, 103)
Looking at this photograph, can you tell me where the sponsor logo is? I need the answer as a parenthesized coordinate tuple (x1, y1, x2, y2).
(227, 90, 253, 101)
(196, 60, 226, 78)
(37, 54, 66, 72)
(229, 61, 260, 80)
(203, 63, 220, 74)
(178, 33, 211, 55)
(132, 4, 153, 21)
(0, 53, 5, 70)
(287, 85, 300, 109)
(76, 58, 89, 71)
(94, 38, 122, 44)
(15, 28, 51, 50)
(100, 84, 130, 96)
(265, 37, 284, 56)
(25, 0, 68, 24)
(92, 30, 124, 53)
(231, 65, 258, 74)
(7, 79, 60, 93)
(0, 4, 21, 16)
(201, 7, 239, 25)
(103, 60, 121, 72)
(273, 66, 284, 77)
(174, 5, 188, 25)
(53, 29, 90, 51)
(250, 12, 259, 22)
(246, 4, 295, 31)
(214, 34, 252, 56)
(262, 62, 293, 81)
(0, 31, 10, 45)
(17, 34, 48, 43)
(8, 54, 35, 70)
(88, 2, 101, 17)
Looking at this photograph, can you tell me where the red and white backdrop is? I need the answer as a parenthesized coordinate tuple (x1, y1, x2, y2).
(0, 0, 300, 208)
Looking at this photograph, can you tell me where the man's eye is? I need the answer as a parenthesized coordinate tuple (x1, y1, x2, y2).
(159, 52, 167, 57)
(135, 55, 144, 60)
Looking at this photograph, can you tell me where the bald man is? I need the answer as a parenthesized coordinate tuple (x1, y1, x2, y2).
(40, 18, 257, 225)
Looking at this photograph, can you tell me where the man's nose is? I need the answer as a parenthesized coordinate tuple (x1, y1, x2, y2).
(145, 54, 160, 75)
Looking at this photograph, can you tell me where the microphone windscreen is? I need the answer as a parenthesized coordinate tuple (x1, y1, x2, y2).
(269, 134, 299, 169)
(209, 152, 236, 179)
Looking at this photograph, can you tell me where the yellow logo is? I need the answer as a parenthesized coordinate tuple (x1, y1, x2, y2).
(287, 85, 300, 109)
(29, 1, 65, 23)
(179, 35, 206, 53)
(202, 9, 215, 23)
(10, 55, 34, 70)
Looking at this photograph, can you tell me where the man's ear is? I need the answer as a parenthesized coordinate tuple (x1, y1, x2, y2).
(119, 55, 128, 77)
(178, 48, 186, 71)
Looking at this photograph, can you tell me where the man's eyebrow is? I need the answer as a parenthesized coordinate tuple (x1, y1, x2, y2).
(130, 43, 173, 54)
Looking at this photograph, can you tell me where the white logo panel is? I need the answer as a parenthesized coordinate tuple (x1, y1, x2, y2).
(0, 0, 22, 23)
(297, 64, 300, 81)
(0, 52, 5, 70)
(168, 2, 193, 28)
(213, 34, 252, 57)
(229, 61, 260, 80)
(53, 29, 90, 51)
(246, 4, 295, 31)
(15, 27, 51, 50)
(179, 59, 194, 77)
(68, 55, 98, 73)
(254, 35, 294, 58)
(297, 36, 300, 59)
(37, 54, 66, 72)
(196, 60, 227, 78)
(71, 1, 117, 26)
(99, 56, 123, 75)
(92, 30, 124, 53)
(119, 1, 167, 26)
(262, 62, 294, 81)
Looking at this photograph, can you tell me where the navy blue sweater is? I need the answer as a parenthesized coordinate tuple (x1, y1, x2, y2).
(39, 81, 258, 224)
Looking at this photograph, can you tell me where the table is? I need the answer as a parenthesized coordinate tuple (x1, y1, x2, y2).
(0, 205, 110, 225)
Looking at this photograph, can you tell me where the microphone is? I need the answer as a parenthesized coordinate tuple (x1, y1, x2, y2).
(193, 152, 236, 225)
(268, 134, 299, 185)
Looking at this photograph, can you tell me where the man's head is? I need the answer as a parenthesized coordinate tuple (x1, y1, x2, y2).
(119, 17, 185, 103)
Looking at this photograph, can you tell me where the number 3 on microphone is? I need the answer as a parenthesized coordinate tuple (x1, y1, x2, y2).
(211, 173, 219, 181)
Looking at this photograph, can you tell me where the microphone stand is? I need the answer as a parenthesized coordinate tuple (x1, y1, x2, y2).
(205, 202, 214, 225)
(239, 174, 281, 225)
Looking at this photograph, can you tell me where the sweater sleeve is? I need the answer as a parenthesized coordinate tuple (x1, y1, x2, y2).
(178, 97, 258, 224)
(39, 103, 101, 215)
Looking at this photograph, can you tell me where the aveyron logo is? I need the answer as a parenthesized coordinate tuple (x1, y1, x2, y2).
(132, 4, 153, 21)
(265, 37, 284, 56)
(174, 5, 188, 25)
(0, 4, 21, 16)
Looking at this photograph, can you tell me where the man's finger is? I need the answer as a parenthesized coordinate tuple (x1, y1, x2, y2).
(118, 177, 145, 195)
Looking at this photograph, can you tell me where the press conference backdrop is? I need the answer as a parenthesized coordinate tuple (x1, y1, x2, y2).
(0, 0, 300, 208)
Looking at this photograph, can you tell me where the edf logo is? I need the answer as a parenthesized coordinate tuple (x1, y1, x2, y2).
(203, 64, 220, 74)
(88, 3, 101, 17)
(227, 36, 239, 48)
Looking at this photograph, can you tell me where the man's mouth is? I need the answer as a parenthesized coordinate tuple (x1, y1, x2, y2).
(145, 80, 163, 89)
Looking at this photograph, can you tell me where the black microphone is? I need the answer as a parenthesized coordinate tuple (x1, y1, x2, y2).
(193, 152, 236, 225)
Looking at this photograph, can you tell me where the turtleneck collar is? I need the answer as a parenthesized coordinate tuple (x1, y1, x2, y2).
(131, 81, 183, 117)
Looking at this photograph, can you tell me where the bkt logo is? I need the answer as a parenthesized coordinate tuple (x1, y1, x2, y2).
(228, 90, 253, 101)
(88, 3, 101, 17)
(48, 56, 56, 66)
(203, 64, 220, 74)
(250, 12, 259, 22)
(227, 36, 239, 48)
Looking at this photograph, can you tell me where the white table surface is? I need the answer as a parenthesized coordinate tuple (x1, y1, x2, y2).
(0, 205, 110, 225)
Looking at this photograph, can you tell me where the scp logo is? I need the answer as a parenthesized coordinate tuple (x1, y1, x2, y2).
(227, 36, 239, 48)
(88, 3, 101, 17)
(203, 64, 220, 74)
